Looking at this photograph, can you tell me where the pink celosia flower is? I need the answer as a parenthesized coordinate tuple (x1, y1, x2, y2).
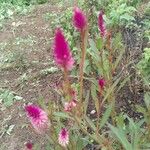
(25, 104, 49, 134)
(70, 88, 78, 100)
(73, 7, 87, 30)
(53, 28, 74, 70)
(98, 11, 106, 38)
(64, 100, 77, 112)
(71, 99, 77, 107)
(25, 142, 33, 150)
(58, 128, 69, 147)
(98, 78, 105, 89)
(64, 102, 72, 112)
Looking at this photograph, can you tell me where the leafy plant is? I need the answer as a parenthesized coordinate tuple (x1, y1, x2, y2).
(136, 46, 150, 147)
(109, 115, 145, 150)
(137, 48, 150, 83)
(23, 5, 133, 150)
(0, 115, 15, 138)
(106, 1, 137, 28)
(0, 0, 47, 29)
(0, 89, 23, 107)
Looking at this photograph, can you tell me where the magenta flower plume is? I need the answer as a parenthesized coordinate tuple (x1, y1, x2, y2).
(25, 104, 49, 134)
(98, 78, 105, 89)
(25, 142, 33, 150)
(53, 28, 74, 70)
(58, 128, 69, 147)
(98, 11, 106, 38)
(73, 7, 87, 30)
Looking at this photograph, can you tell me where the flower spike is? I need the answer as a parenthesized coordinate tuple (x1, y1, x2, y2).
(53, 28, 74, 70)
(98, 11, 106, 38)
(58, 128, 69, 147)
(25, 104, 50, 134)
(73, 7, 87, 30)
(98, 78, 105, 89)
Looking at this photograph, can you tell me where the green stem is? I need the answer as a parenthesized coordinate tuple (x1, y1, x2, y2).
(106, 31, 116, 125)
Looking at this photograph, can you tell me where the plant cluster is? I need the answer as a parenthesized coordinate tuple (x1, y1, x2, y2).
(138, 48, 150, 81)
(23, 4, 150, 149)
(0, 0, 48, 29)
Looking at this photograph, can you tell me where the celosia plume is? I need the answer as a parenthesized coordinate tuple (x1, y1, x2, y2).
(58, 128, 69, 147)
(53, 28, 74, 70)
(98, 78, 105, 89)
(73, 7, 87, 30)
(98, 11, 106, 38)
(25, 142, 33, 150)
(25, 104, 49, 134)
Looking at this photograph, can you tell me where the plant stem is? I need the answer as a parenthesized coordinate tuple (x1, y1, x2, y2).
(64, 67, 71, 101)
(79, 28, 88, 104)
(106, 31, 116, 125)
(96, 88, 103, 136)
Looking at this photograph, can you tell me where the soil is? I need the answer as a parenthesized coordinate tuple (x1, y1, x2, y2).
(0, 2, 148, 150)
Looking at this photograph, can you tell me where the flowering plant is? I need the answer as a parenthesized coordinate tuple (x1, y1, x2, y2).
(24, 6, 134, 150)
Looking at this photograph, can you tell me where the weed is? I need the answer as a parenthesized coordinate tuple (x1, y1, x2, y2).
(137, 48, 150, 84)
(0, 115, 15, 138)
(0, 88, 23, 108)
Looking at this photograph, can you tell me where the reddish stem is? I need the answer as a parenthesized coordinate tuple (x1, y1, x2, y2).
(79, 28, 88, 103)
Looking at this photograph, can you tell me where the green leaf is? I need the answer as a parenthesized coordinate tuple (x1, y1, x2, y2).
(88, 39, 100, 61)
(84, 90, 90, 114)
(96, 37, 103, 50)
(116, 114, 125, 128)
(113, 48, 125, 70)
(53, 112, 72, 119)
(0, 89, 22, 107)
(99, 103, 113, 129)
(142, 143, 150, 149)
(103, 76, 122, 102)
(136, 105, 146, 115)
(83, 59, 90, 74)
(91, 84, 99, 113)
(112, 32, 123, 51)
(120, 14, 135, 21)
(144, 92, 150, 108)
(76, 137, 89, 150)
(6, 124, 15, 135)
(14, 95, 23, 101)
(126, 115, 143, 149)
(4, 92, 14, 107)
(108, 124, 132, 150)
(85, 115, 96, 131)
(116, 76, 130, 92)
